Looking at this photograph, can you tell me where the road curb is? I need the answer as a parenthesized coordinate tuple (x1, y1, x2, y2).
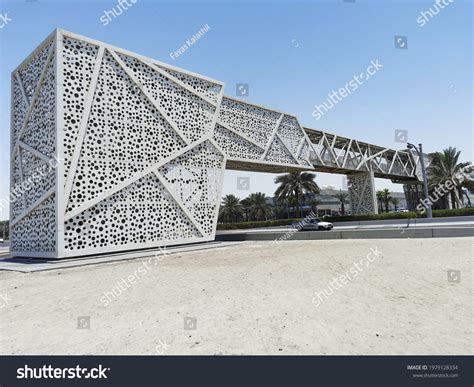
(215, 227, 474, 241)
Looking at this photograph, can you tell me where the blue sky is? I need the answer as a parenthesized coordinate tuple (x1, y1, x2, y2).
(0, 0, 472, 219)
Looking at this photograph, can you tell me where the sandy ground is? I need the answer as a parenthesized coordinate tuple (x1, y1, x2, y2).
(0, 238, 472, 355)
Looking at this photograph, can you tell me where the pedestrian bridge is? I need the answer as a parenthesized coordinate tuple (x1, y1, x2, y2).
(215, 95, 421, 216)
(10, 29, 421, 258)
(217, 95, 419, 181)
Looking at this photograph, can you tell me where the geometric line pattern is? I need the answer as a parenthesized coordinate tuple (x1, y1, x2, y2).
(10, 29, 420, 258)
(305, 128, 417, 179)
(347, 171, 378, 215)
(10, 31, 57, 255)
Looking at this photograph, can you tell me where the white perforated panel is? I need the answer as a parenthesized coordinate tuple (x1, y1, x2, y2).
(10, 34, 57, 255)
(11, 76, 28, 147)
(278, 116, 303, 155)
(65, 50, 188, 213)
(57, 31, 229, 257)
(347, 171, 377, 214)
(62, 36, 99, 180)
(117, 53, 217, 143)
(157, 140, 224, 237)
(216, 97, 313, 169)
(20, 149, 55, 208)
(11, 195, 57, 253)
(21, 58, 56, 157)
(64, 174, 202, 252)
(10, 154, 24, 219)
(218, 97, 280, 147)
(156, 65, 222, 105)
(10, 29, 319, 258)
(17, 40, 54, 103)
(214, 123, 264, 160)
(265, 136, 296, 164)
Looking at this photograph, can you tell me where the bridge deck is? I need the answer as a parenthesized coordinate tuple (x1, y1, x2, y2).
(304, 127, 419, 180)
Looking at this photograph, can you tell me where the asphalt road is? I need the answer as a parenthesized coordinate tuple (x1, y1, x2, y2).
(217, 216, 474, 234)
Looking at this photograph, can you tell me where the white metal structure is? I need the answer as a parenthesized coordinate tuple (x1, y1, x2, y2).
(304, 128, 419, 213)
(10, 30, 316, 258)
(10, 29, 419, 258)
(305, 128, 417, 179)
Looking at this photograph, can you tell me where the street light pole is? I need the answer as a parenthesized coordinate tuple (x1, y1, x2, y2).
(407, 142, 432, 218)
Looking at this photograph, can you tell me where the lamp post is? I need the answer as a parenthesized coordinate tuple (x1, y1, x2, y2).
(407, 142, 432, 218)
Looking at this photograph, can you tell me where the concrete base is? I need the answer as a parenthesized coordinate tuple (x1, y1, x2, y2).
(0, 241, 241, 273)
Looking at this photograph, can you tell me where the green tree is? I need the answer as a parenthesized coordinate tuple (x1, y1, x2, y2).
(246, 192, 272, 221)
(0, 220, 9, 240)
(382, 188, 392, 213)
(390, 197, 400, 212)
(240, 197, 252, 222)
(275, 197, 290, 219)
(333, 190, 349, 215)
(274, 172, 320, 218)
(219, 194, 243, 223)
(428, 147, 472, 209)
(376, 190, 384, 213)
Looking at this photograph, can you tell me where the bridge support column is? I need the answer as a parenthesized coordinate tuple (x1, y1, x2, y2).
(347, 171, 378, 215)
(403, 183, 422, 211)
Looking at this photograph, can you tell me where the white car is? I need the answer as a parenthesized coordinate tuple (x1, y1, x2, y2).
(292, 218, 334, 231)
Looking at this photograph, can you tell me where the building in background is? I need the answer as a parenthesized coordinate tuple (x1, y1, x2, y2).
(268, 186, 408, 218)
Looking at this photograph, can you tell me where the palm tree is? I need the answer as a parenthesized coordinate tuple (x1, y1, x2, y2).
(390, 197, 400, 212)
(428, 147, 472, 209)
(274, 172, 320, 218)
(240, 197, 252, 222)
(219, 194, 243, 223)
(288, 196, 299, 217)
(276, 197, 290, 219)
(333, 190, 349, 215)
(273, 202, 285, 219)
(246, 192, 272, 221)
(376, 190, 384, 213)
(382, 188, 392, 213)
